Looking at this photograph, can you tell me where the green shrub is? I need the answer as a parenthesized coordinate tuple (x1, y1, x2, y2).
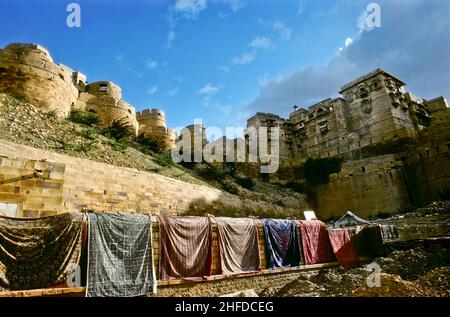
(104, 118, 133, 141)
(194, 163, 226, 182)
(59, 140, 93, 153)
(46, 110, 58, 118)
(107, 139, 128, 152)
(68, 108, 100, 126)
(79, 127, 99, 140)
(136, 133, 164, 153)
(235, 177, 255, 190)
(153, 151, 175, 167)
(222, 179, 239, 195)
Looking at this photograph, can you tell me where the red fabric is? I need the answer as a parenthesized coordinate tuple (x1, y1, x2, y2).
(327, 228, 360, 269)
(298, 220, 334, 265)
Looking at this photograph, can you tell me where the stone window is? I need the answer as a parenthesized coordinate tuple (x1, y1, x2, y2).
(361, 99, 373, 114)
(0, 67, 7, 73)
(345, 91, 353, 102)
(0, 202, 19, 217)
(319, 121, 328, 134)
(99, 83, 108, 92)
(358, 85, 369, 98)
(361, 166, 366, 173)
(372, 79, 381, 90)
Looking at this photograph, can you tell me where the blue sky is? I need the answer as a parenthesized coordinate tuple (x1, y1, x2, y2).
(1, 0, 449, 134)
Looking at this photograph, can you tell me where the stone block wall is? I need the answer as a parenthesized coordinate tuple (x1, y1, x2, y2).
(0, 156, 65, 217)
(314, 154, 411, 219)
(0, 139, 307, 218)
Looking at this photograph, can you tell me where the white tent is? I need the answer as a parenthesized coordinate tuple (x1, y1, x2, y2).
(333, 211, 370, 227)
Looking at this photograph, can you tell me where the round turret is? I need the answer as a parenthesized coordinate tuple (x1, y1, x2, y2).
(137, 108, 176, 149)
(0, 43, 79, 116)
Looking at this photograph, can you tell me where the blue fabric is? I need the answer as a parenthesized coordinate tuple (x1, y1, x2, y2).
(262, 219, 301, 269)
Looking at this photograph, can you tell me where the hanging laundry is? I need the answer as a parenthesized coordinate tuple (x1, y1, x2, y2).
(364, 225, 386, 257)
(380, 224, 399, 240)
(0, 213, 84, 291)
(86, 213, 155, 297)
(159, 215, 212, 280)
(262, 219, 301, 269)
(216, 217, 260, 274)
(327, 228, 360, 269)
(298, 220, 334, 265)
(347, 225, 370, 257)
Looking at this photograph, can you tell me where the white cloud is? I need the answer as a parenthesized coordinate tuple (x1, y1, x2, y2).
(249, 36, 271, 49)
(218, 0, 246, 12)
(345, 37, 353, 47)
(297, 0, 306, 15)
(147, 85, 158, 95)
(216, 104, 233, 116)
(241, 0, 450, 118)
(218, 65, 230, 73)
(232, 51, 256, 65)
(167, 87, 179, 96)
(218, 12, 228, 19)
(174, 75, 184, 83)
(272, 21, 292, 40)
(166, 30, 176, 49)
(198, 83, 220, 95)
(174, 0, 208, 19)
(145, 59, 158, 70)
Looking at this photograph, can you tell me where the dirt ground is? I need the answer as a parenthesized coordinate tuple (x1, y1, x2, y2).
(258, 243, 450, 297)
(259, 202, 450, 297)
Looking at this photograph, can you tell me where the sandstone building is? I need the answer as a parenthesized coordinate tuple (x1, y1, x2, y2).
(246, 69, 450, 217)
(0, 43, 174, 147)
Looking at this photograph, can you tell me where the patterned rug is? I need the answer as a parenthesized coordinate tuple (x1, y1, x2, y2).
(0, 213, 84, 290)
(262, 219, 302, 269)
(86, 213, 155, 297)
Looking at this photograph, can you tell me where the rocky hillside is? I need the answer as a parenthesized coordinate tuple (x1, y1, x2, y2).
(0, 93, 308, 215)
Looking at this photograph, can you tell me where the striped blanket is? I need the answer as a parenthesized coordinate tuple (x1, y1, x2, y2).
(86, 213, 155, 297)
(159, 216, 212, 280)
(216, 217, 260, 274)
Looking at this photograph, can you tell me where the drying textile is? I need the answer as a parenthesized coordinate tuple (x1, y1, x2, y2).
(86, 213, 155, 297)
(298, 220, 334, 265)
(216, 217, 260, 274)
(159, 216, 212, 280)
(347, 225, 385, 257)
(364, 225, 386, 257)
(327, 228, 360, 269)
(261, 219, 301, 269)
(380, 224, 399, 240)
(347, 226, 369, 257)
(0, 213, 84, 291)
